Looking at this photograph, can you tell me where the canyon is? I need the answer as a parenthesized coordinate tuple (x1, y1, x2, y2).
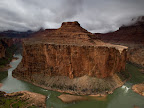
(95, 16, 144, 68)
(0, 37, 16, 73)
(13, 21, 128, 95)
(93, 16, 144, 98)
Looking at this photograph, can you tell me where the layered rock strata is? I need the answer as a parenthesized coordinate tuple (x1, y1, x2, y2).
(94, 16, 144, 67)
(13, 21, 128, 95)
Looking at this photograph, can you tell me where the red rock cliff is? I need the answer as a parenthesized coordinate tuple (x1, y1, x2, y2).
(13, 21, 127, 79)
(13, 22, 128, 95)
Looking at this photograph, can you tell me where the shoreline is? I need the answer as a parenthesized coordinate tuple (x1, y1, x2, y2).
(0, 90, 46, 108)
(0, 56, 19, 72)
(13, 73, 129, 97)
(132, 83, 144, 96)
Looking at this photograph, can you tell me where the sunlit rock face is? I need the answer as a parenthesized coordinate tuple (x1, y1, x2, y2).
(13, 21, 128, 95)
(13, 21, 127, 79)
(132, 83, 144, 96)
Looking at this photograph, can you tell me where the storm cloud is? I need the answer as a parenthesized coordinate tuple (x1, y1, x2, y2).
(0, 0, 144, 33)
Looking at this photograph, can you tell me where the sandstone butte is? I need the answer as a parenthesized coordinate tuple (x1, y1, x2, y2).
(13, 21, 128, 95)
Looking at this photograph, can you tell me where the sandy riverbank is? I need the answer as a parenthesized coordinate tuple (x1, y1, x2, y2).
(132, 83, 144, 96)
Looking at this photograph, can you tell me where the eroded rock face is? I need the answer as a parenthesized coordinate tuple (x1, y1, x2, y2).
(94, 16, 144, 67)
(14, 43, 127, 79)
(13, 21, 128, 95)
(0, 91, 46, 108)
(127, 48, 144, 67)
(58, 94, 87, 103)
(13, 21, 127, 79)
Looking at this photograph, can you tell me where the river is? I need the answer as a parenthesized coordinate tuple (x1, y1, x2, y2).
(0, 54, 144, 108)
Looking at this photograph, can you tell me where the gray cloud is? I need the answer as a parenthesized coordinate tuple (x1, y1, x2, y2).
(0, 0, 144, 33)
(52, 0, 83, 23)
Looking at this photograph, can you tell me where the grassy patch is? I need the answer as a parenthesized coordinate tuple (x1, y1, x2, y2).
(0, 92, 34, 108)
(0, 98, 27, 108)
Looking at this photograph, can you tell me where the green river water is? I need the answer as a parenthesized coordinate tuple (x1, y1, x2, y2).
(0, 54, 144, 108)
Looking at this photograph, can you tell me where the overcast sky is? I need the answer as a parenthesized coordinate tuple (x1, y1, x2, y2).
(0, 0, 144, 33)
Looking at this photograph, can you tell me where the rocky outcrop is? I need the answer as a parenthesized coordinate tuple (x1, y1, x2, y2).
(13, 21, 128, 95)
(58, 94, 87, 103)
(0, 91, 46, 108)
(58, 93, 107, 103)
(132, 83, 144, 96)
(127, 48, 144, 67)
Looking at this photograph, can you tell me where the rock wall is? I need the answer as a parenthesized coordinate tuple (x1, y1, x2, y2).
(13, 21, 128, 95)
(13, 43, 127, 79)
(127, 47, 144, 67)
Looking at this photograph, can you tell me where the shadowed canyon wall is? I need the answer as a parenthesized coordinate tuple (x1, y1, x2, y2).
(0, 38, 14, 58)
